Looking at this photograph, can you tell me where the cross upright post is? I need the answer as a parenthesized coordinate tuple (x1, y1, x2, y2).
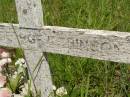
(15, 0, 53, 97)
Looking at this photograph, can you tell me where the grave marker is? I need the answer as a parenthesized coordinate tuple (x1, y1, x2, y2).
(0, 0, 130, 96)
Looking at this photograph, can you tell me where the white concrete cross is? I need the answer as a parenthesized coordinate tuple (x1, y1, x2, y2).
(0, 0, 130, 96)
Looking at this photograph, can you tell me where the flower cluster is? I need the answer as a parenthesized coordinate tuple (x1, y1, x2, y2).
(0, 49, 11, 72)
(0, 49, 12, 97)
(53, 85, 67, 97)
(0, 48, 34, 97)
(0, 48, 68, 97)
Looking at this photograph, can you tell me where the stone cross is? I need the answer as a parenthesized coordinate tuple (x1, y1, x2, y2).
(0, 0, 130, 97)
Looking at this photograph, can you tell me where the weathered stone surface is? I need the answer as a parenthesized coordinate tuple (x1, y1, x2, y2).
(15, 0, 43, 28)
(0, 23, 19, 48)
(1, 23, 130, 64)
(24, 50, 53, 97)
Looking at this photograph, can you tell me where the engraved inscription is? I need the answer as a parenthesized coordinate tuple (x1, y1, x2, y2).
(67, 37, 120, 52)
(19, 33, 37, 44)
(68, 38, 89, 50)
(19, 34, 28, 44)
(114, 44, 119, 51)
(101, 42, 112, 51)
(126, 36, 130, 42)
(90, 40, 100, 51)
(26, 0, 32, 6)
(46, 36, 68, 48)
(17, 31, 121, 52)
(28, 35, 36, 43)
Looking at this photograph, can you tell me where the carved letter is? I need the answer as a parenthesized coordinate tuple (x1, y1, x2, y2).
(101, 42, 112, 51)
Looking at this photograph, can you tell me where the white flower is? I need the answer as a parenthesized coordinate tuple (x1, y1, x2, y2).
(56, 86, 67, 96)
(0, 58, 12, 66)
(1, 52, 10, 58)
(14, 71, 18, 75)
(52, 85, 56, 90)
(15, 58, 27, 67)
(21, 76, 24, 79)
(0, 59, 7, 66)
(19, 58, 25, 64)
(7, 58, 12, 63)
(12, 72, 18, 78)
(15, 61, 21, 66)
(17, 66, 24, 74)
(0, 58, 12, 72)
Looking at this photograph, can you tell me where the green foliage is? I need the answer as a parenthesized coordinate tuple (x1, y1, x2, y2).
(7, 73, 22, 93)
(47, 54, 130, 97)
(43, 0, 130, 32)
(24, 80, 34, 97)
(0, 0, 17, 23)
(15, 48, 24, 58)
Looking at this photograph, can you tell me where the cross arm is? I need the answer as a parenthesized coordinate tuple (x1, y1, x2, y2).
(0, 23, 19, 48)
(1, 23, 130, 63)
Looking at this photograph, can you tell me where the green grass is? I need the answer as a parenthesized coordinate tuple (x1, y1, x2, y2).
(43, 0, 130, 32)
(0, 0, 17, 23)
(0, 0, 130, 97)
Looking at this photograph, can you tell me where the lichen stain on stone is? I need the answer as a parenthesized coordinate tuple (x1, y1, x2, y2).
(23, 9, 28, 14)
